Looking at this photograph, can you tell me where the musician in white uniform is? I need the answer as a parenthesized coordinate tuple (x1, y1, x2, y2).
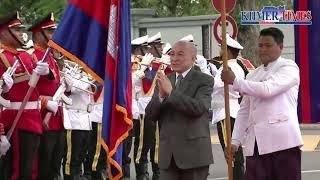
(63, 70, 94, 180)
(211, 34, 245, 180)
(124, 35, 153, 180)
(83, 92, 108, 180)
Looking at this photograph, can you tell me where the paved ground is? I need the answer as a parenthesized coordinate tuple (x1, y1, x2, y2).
(127, 126, 320, 180)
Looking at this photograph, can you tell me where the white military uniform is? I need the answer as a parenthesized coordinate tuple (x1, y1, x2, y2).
(90, 102, 103, 123)
(130, 34, 150, 120)
(132, 70, 142, 120)
(196, 55, 212, 76)
(180, 34, 196, 46)
(211, 59, 245, 124)
(231, 56, 303, 156)
(137, 33, 161, 115)
(138, 97, 152, 116)
(137, 63, 153, 115)
(63, 76, 93, 130)
(211, 34, 245, 124)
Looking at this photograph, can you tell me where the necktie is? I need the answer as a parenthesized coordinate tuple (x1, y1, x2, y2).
(175, 74, 183, 89)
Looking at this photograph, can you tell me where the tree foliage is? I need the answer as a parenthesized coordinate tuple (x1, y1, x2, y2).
(131, 0, 292, 65)
(131, 0, 292, 17)
(131, 0, 217, 17)
(0, 0, 67, 25)
(0, 0, 292, 66)
(230, 0, 292, 66)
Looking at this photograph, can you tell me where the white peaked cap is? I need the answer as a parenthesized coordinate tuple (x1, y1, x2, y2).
(148, 32, 162, 43)
(180, 34, 194, 42)
(226, 34, 243, 50)
(162, 43, 172, 55)
(131, 35, 149, 45)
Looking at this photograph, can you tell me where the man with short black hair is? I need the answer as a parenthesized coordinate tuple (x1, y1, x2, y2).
(222, 27, 303, 180)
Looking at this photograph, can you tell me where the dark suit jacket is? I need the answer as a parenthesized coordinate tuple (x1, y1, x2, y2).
(145, 68, 214, 170)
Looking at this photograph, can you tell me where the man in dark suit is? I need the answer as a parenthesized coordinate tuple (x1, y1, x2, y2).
(145, 41, 214, 180)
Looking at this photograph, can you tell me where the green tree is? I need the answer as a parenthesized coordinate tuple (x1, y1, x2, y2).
(231, 0, 291, 66)
(131, 0, 292, 66)
(131, 0, 216, 17)
(0, 0, 67, 25)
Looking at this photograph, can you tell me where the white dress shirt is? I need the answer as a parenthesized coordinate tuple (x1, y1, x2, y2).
(175, 67, 192, 81)
(231, 56, 303, 156)
(211, 59, 245, 124)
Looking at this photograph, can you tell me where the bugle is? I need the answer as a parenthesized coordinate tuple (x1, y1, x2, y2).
(61, 62, 97, 95)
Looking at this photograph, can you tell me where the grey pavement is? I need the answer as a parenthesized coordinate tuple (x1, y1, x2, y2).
(126, 126, 320, 180)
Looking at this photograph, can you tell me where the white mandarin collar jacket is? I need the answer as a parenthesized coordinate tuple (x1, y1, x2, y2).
(231, 56, 303, 156)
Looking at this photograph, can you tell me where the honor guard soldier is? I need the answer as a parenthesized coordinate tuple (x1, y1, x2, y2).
(28, 13, 67, 180)
(160, 42, 173, 74)
(0, 12, 50, 180)
(212, 34, 246, 180)
(1, 123, 10, 156)
(147, 32, 163, 59)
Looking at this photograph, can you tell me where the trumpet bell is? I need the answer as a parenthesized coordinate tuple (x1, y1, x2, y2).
(60, 60, 98, 95)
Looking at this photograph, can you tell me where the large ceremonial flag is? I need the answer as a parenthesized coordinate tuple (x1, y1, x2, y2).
(48, 0, 133, 179)
(294, 0, 320, 124)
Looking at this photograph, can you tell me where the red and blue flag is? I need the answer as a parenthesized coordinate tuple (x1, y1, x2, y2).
(48, 0, 133, 179)
(294, 0, 320, 124)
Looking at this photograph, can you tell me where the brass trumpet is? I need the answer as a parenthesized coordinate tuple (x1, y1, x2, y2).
(61, 60, 97, 95)
(132, 55, 171, 71)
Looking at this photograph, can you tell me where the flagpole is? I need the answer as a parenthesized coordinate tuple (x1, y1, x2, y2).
(221, 0, 233, 179)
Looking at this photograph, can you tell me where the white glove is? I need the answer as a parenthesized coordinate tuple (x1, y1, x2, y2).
(141, 53, 154, 65)
(0, 135, 11, 155)
(64, 74, 73, 92)
(46, 100, 58, 114)
(34, 61, 49, 75)
(2, 72, 13, 92)
(133, 69, 145, 79)
(160, 54, 171, 64)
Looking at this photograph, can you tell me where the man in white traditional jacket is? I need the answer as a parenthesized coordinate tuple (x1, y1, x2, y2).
(222, 27, 303, 180)
(211, 34, 245, 180)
